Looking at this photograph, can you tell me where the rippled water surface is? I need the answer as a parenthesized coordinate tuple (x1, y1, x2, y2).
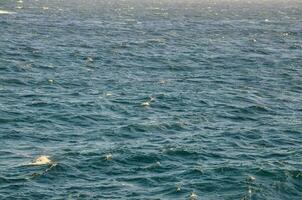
(1, 0, 302, 199)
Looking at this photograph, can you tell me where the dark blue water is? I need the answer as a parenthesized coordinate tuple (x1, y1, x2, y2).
(1, 0, 302, 199)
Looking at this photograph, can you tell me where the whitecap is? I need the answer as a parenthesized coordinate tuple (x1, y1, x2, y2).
(0, 10, 15, 15)
(121, 182, 135, 187)
(141, 101, 150, 106)
(158, 80, 167, 84)
(189, 192, 198, 200)
(149, 96, 155, 101)
(104, 153, 112, 160)
(29, 155, 52, 165)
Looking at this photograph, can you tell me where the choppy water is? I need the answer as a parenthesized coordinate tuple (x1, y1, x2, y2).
(1, 0, 302, 199)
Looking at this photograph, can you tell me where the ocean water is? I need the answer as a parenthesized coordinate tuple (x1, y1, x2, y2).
(0, 0, 302, 199)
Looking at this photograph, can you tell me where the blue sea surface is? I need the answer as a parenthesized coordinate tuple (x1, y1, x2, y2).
(0, 0, 302, 199)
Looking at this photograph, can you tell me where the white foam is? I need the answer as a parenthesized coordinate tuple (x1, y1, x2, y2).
(189, 192, 198, 200)
(149, 97, 155, 101)
(141, 101, 150, 106)
(104, 153, 112, 160)
(0, 10, 15, 15)
(159, 80, 167, 84)
(29, 155, 52, 165)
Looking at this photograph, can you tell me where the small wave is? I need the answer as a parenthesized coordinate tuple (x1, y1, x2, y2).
(0, 10, 15, 15)
(28, 155, 52, 166)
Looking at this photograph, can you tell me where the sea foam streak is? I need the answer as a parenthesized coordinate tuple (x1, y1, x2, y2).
(0, 10, 15, 15)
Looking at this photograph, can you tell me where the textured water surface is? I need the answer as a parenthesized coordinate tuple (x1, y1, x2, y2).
(0, 0, 302, 199)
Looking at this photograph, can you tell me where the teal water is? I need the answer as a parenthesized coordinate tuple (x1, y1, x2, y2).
(0, 0, 302, 199)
